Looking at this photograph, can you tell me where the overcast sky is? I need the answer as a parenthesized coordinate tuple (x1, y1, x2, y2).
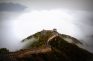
(0, 0, 93, 52)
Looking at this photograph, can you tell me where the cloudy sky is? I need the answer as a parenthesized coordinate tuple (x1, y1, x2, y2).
(0, 0, 93, 52)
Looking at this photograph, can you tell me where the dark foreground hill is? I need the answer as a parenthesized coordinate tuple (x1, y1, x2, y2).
(0, 29, 93, 61)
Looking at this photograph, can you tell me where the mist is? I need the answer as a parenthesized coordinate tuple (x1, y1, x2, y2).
(0, 0, 93, 52)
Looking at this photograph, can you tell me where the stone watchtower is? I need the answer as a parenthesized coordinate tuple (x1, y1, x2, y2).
(52, 28, 59, 36)
(53, 28, 57, 32)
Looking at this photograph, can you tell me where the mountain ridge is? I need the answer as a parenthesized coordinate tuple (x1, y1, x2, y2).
(0, 29, 93, 61)
(22, 29, 83, 49)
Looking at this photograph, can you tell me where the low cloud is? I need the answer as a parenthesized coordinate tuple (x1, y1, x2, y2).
(0, 3, 26, 12)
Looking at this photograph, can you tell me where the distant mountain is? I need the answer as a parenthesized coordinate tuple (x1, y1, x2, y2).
(0, 29, 93, 61)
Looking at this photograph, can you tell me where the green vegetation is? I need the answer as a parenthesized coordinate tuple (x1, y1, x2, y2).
(0, 48, 9, 54)
(24, 30, 55, 48)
